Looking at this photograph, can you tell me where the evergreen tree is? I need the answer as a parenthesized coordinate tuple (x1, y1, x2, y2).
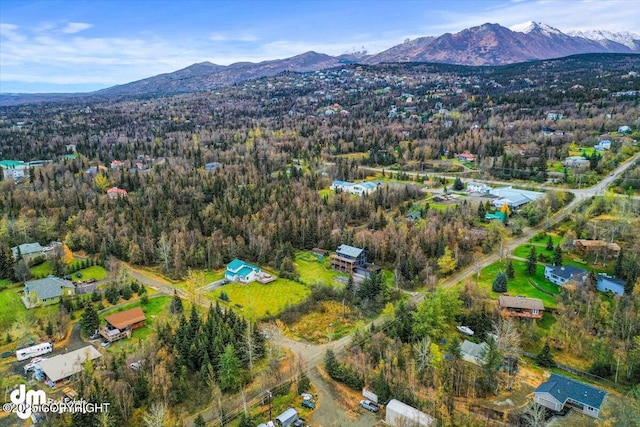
(546, 235, 554, 251)
(505, 258, 515, 279)
(170, 290, 183, 314)
(238, 413, 255, 427)
(553, 245, 563, 266)
(615, 249, 624, 278)
(218, 344, 241, 392)
(0, 247, 13, 280)
(477, 201, 486, 220)
(324, 349, 341, 380)
(492, 272, 508, 293)
(453, 176, 464, 191)
(80, 302, 99, 335)
(45, 320, 54, 337)
(373, 369, 391, 404)
(194, 414, 206, 427)
(297, 372, 311, 394)
(526, 247, 538, 276)
(536, 343, 556, 368)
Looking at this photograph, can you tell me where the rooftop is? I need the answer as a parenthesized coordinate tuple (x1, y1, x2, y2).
(38, 345, 102, 382)
(25, 276, 74, 300)
(105, 307, 146, 329)
(336, 244, 364, 258)
(11, 242, 43, 257)
(534, 373, 607, 409)
(546, 264, 587, 280)
(498, 296, 544, 311)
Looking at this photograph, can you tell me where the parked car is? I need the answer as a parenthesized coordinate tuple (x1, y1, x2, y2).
(292, 419, 307, 427)
(100, 340, 111, 348)
(89, 331, 101, 340)
(302, 399, 315, 409)
(130, 360, 145, 371)
(63, 275, 72, 280)
(86, 278, 97, 284)
(75, 272, 83, 278)
(359, 399, 378, 412)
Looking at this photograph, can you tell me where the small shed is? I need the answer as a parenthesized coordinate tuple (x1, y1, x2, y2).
(386, 399, 436, 427)
(274, 408, 298, 427)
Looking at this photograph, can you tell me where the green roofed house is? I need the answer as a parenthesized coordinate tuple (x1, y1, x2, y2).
(225, 259, 261, 283)
(485, 212, 506, 222)
(533, 373, 607, 418)
(22, 276, 75, 309)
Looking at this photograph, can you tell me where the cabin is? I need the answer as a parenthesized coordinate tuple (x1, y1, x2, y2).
(574, 239, 621, 259)
(498, 296, 544, 320)
(534, 374, 607, 419)
(100, 307, 146, 342)
(331, 244, 366, 274)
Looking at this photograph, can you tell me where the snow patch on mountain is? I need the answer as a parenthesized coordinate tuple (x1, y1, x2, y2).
(568, 30, 640, 49)
(509, 21, 563, 36)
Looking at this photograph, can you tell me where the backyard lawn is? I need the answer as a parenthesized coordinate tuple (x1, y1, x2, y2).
(99, 295, 172, 344)
(210, 279, 310, 319)
(30, 260, 54, 277)
(76, 265, 108, 281)
(477, 260, 560, 309)
(295, 252, 346, 285)
(0, 285, 58, 347)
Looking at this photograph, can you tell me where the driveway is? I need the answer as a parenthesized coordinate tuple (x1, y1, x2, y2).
(307, 367, 379, 427)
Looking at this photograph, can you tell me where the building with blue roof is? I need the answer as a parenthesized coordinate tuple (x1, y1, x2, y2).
(489, 187, 544, 209)
(331, 244, 366, 273)
(22, 276, 75, 309)
(225, 259, 261, 283)
(544, 265, 588, 286)
(11, 242, 43, 261)
(533, 373, 607, 418)
(597, 274, 625, 296)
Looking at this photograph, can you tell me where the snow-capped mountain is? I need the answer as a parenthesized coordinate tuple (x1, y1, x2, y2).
(568, 29, 640, 50)
(509, 21, 563, 36)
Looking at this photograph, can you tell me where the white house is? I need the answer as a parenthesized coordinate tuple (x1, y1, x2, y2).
(467, 182, 491, 193)
(544, 265, 587, 286)
(564, 156, 589, 167)
(594, 140, 611, 151)
(489, 187, 544, 209)
(330, 180, 380, 196)
(225, 259, 261, 283)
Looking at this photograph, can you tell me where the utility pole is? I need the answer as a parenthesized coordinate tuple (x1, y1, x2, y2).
(267, 390, 272, 422)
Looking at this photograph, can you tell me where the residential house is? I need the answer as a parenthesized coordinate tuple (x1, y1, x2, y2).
(498, 296, 544, 320)
(11, 242, 44, 261)
(489, 187, 544, 210)
(353, 263, 382, 281)
(22, 276, 75, 309)
(205, 162, 221, 171)
(406, 210, 421, 222)
(564, 156, 589, 167)
(457, 152, 476, 162)
(225, 259, 261, 283)
(594, 140, 612, 151)
(100, 307, 146, 342)
(596, 274, 625, 296)
(541, 126, 555, 136)
(331, 244, 366, 274)
(37, 346, 102, 384)
(547, 112, 563, 121)
(467, 182, 490, 193)
(330, 180, 381, 196)
(107, 187, 128, 199)
(110, 160, 125, 169)
(485, 212, 506, 222)
(461, 340, 489, 366)
(533, 373, 607, 418)
(544, 265, 588, 286)
(574, 239, 621, 259)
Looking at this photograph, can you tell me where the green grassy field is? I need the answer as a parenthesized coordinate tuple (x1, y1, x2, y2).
(0, 279, 10, 288)
(0, 285, 58, 346)
(173, 269, 225, 290)
(99, 295, 172, 349)
(210, 279, 310, 319)
(295, 252, 346, 285)
(76, 265, 108, 280)
(477, 260, 560, 309)
(30, 260, 53, 277)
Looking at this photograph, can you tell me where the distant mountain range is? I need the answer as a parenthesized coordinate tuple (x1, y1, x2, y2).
(1, 21, 639, 104)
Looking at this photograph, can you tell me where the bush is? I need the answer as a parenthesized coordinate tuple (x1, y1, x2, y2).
(130, 281, 140, 293)
(219, 291, 229, 302)
(140, 294, 149, 305)
(121, 285, 133, 300)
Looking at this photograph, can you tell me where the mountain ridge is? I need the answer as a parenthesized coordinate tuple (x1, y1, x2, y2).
(2, 21, 639, 104)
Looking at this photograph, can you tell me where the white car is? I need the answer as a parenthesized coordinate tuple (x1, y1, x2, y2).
(100, 340, 111, 348)
(456, 325, 474, 336)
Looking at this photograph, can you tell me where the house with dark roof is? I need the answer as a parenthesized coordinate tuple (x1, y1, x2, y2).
(596, 274, 625, 296)
(544, 265, 588, 286)
(533, 373, 607, 418)
(489, 187, 544, 210)
(498, 296, 544, 320)
(22, 276, 75, 309)
(574, 239, 620, 260)
(330, 244, 366, 273)
(225, 259, 261, 283)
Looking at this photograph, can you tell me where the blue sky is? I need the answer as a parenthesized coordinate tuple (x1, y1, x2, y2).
(1, 0, 639, 93)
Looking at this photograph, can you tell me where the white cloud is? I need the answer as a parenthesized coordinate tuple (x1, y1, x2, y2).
(209, 32, 258, 42)
(61, 22, 93, 34)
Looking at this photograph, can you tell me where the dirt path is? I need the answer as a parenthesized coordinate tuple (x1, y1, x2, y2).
(307, 367, 378, 427)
